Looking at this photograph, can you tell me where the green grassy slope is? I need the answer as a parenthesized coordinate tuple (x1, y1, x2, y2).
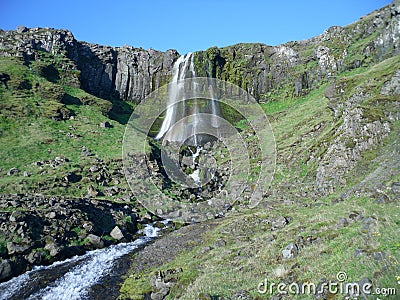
(0, 55, 134, 200)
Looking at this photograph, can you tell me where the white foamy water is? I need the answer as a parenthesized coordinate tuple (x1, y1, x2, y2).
(0, 223, 162, 300)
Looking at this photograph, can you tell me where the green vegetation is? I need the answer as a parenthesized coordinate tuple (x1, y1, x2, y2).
(0, 56, 134, 200)
(120, 196, 400, 299)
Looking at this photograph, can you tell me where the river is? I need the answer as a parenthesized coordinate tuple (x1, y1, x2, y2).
(0, 223, 163, 300)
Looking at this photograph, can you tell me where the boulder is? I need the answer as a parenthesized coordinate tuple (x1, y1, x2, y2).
(44, 242, 62, 257)
(110, 226, 124, 240)
(0, 259, 12, 281)
(282, 243, 298, 259)
(16, 25, 28, 33)
(271, 216, 289, 230)
(86, 234, 104, 249)
(87, 185, 99, 197)
(7, 167, 19, 176)
(7, 242, 31, 255)
(99, 121, 111, 128)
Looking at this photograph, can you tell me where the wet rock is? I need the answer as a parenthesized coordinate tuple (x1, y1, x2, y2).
(110, 226, 124, 240)
(86, 234, 104, 249)
(0, 259, 12, 281)
(282, 243, 298, 259)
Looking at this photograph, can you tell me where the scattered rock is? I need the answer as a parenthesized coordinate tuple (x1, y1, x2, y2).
(150, 269, 182, 300)
(110, 226, 124, 240)
(348, 211, 362, 221)
(16, 25, 28, 33)
(282, 243, 298, 259)
(231, 290, 252, 299)
(103, 186, 120, 196)
(7, 167, 20, 176)
(87, 185, 99, 197)
(99, 121, 111, 128)
(26, 251, 44, 265)
(198, 293, 214, 300)
(337, 218, 349, 228)
(45, 211, 57, 219)
(89, 165, 99, 173)
(0, 259, 12, 281)
(354, 248, 366, 258)
(81, 146, 93, 157)
(86, 234, 104, 249)
(9, 211, 25, 222)
(44, 242, 62, 257)
(7, 242, 31, 255)
(213, 239, 226, 248)
(23, 171, 29, 177)
(272, 216, 288, 230)
(63, 172, 82, 183)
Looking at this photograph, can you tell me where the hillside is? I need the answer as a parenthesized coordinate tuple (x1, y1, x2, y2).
(0, 0, 399, 299)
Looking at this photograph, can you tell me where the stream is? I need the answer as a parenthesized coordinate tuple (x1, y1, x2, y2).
(0, 223, 164, 300)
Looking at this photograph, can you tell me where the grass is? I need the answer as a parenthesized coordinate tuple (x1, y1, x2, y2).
(0, 56, 132, 200)
(120, 196, 400, 299)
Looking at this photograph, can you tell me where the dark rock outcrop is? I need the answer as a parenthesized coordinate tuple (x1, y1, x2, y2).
(0, 27, 179, 102)
(0, 194, 142, 282)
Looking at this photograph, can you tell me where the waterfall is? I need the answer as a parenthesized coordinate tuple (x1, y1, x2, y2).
(155, 52, 221, 146)
(155, 52, 194, 141)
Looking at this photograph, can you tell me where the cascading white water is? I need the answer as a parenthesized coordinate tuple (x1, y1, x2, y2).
(0, 223, 165, 300)
(155, 52, 221, 146)
(155, 52, 194, 140)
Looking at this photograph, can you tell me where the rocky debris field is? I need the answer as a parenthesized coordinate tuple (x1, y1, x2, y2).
(0, 194, 167, 282)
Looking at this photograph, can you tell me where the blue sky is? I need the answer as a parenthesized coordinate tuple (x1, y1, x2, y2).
(0, 0, 392, 54)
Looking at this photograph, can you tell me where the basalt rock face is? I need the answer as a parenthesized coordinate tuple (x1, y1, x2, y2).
(0, 28, 178, 102)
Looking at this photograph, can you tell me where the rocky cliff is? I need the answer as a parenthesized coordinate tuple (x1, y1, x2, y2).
(0, 26, 178, 102)
(1, 1, 398, 103)
(194, 1, 399, 100)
